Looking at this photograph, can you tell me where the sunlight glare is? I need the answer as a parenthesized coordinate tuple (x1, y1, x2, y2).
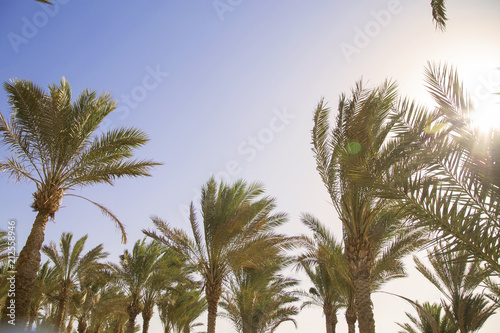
(470, 103, 500, 134)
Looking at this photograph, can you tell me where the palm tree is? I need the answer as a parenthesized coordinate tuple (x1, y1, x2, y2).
(296, 218, 349, 333)
(377, 63, 500, 279)
(87, 285, 128, 333)
(141, 247, 186, 333)
(311, 81, 426, 333)
(42, 232, 109, 332)
(158, 285, 206, 333)
(414, 246, 497, 332)
(220, 257, 299, 333)
(72, 267, 115, 333)
(397, 301, 458, 333)
(299, 265, 343, 333)
(144, 177, 294, 333)
(0, 78, 160, 325)
(114, 238, 166, 333)
(298, 213, 425, 333)
(27, 261, 57, 331)
(0, 231, 10, 265)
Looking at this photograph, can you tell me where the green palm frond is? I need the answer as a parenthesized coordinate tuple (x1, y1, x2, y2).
(65, 194, 127, 244)
(413, 245, 496, 332)
(396, 300, 456, 333)
(376, 62, 500, 276)
(220, 258, 300, 333)
(144, 177, 294, 333)
(431, 0, 447, 31)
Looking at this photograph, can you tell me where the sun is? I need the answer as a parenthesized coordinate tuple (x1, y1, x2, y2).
(470, 103, 500, 134)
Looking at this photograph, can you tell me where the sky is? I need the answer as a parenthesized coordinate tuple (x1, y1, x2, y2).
(1, 0, 500, 332)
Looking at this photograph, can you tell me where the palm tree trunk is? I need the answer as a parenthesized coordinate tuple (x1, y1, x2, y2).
(141, 306, 153, 333)
(352, 270, 374, 333)
(345, 305, 357, 333)
(346, 239, 375, 333)
(113, 321, 124, 333)
(1, 210, 51, 327)
(55, 282, 71, 332)
(324, 303, 337, 333)
(207, 297, 218, 333)
(126, 300, 141, 333)
(78, 318, 87, 333)
(66, 315, 75, 333)
(126, 314, 138, 333)
(206, 282, 222, 333)
(126, 317, 136, 333)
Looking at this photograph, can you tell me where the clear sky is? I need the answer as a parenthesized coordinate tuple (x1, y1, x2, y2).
(1, 0, 500, 332)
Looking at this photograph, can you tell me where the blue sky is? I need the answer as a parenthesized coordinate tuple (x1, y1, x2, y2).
(1, 0, 500, 332)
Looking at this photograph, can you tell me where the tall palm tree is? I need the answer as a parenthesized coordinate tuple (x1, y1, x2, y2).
(397, 301, 458, 333)
(298, 213, 425, 333)
(296, 217, 349, 333)
(414, 246, 497, 332)
(311, 81, 426, 333)
(220, 257, 299, 333)
(144, 177, 294, 333)
(114, 238, 166, 333)
(42, 232, 109, 332)
(299, 265, 344, 333)
(0, 78, 160, 325)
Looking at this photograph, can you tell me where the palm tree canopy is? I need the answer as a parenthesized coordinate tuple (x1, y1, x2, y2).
(144, 177, 294, 290)
(144, 177, 296, 333)
(221, 257, 300, 333)
(115, 238, 165, 300)
(42, 233, 109, 285)
(376, 63, 500, 276)
(397, 301, 458, 333)
(414, 246, 497, 332)
(0, 78, 161, 241)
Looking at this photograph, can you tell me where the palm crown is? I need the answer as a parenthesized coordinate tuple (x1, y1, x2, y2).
(144, 177, 294, 333)
(0, 77, 160, 325)
(0, 78, 159, 235)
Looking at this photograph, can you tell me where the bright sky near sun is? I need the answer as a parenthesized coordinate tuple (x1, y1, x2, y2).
(1, 0, 500, 332)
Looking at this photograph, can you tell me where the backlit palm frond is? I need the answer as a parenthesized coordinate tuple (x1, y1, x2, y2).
(431, 0, 447, 31)
(384, 63, 500, 275)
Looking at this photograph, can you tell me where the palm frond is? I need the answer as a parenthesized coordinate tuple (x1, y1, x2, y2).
(65, 194, 127, 243)
(430, 0, 447, 31)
